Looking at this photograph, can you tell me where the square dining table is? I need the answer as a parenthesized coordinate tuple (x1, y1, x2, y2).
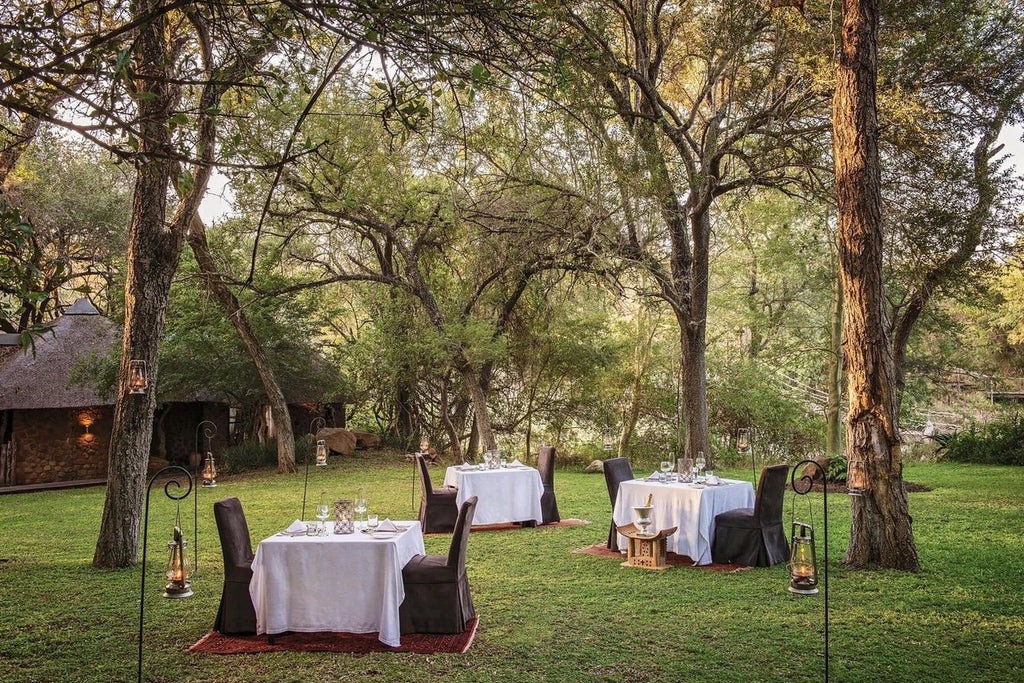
(248, 521, 425, 647)
(612, 477, 755, 565)
(443, 465, 544, 525)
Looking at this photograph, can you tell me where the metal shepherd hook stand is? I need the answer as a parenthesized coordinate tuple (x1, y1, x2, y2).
(790, 459, 829, 683)
(302, 416, 326, 520)
(138, 465, 193, 683)
(193, 420, 216, 571)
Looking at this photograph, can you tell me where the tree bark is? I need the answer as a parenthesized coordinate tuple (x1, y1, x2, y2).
(834, 0, 918, 570)
(825, 253, 844, 460)
(186, 216, 296, 473)
(93, 0, 185, 568)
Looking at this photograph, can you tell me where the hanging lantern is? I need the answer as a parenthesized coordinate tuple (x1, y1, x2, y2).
(602, 427, 614, 452)
(847, 459, 868, 496)
(128, 360, 148, 394)
(315, 439, 328, 467)
(201, 454, 217, 487)
(737, 428, 751, 454)
(163, 524, 193, 598)
(788, 521, 819, 595)
(419, 435, 429, 454)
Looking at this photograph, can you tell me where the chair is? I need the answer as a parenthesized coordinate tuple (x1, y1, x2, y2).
(400, 496, 478, 634)
(212, 497, 257, 634)
(417, 453, 459, 533)
(537, 445, 561, 524)
(711, 464, 791, 567)
(602, 457, 634, 551)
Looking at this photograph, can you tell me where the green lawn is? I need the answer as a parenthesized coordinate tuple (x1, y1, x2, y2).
(1, 454, 1021, 682)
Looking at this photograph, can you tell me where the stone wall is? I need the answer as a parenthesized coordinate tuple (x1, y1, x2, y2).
(8, 402, 229, 486)
(12, 406, 113, 484)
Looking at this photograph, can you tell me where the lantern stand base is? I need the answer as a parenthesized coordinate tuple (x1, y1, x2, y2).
(788, 585, 819, 595)
(201, 482, 217, 488)
(163, 583, 193, 599)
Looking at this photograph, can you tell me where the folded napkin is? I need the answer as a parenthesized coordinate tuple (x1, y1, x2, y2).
(284, 519, 308, 536)
(510, 459, 524, 467)
(705, 475, 721, 485)
(459, 463, 476, 471)
(377, 518, 399, 532)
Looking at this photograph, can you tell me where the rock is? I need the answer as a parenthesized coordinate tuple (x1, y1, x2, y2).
(800, 457, 829, 481)
(317, 428, 356, 456)
(585, 459, 604, 473)
(348, 430, 381, 449)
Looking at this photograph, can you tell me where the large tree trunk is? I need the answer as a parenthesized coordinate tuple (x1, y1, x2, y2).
(834, 0, 918, 570)
(825, 261, 844, 460)
(187, 216, 295, 473)
(93, 0, 185, 568)
(456, 357, 498, 452)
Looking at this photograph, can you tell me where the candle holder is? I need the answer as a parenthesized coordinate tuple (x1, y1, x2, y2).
(302, 416, 326, 520)
(128, 360, 148, 394)
(193, 420, 216, 572)
(790, 459, 829, 682)
(138, 465, 193, 683)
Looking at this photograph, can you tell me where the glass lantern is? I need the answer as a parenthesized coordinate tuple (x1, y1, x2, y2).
(334, 499, 355, 534)
(737, 428, 751, 454)
(602, 427, 614, 452)
(419, 435, 429, 454)
(128, 360, 148, 394)
(315, 439, 328, 467)
(163, 525, 193, 598)
(847, 459, 868, 496)
(787, 521, 818, 595)
(201, 453, 217, 487)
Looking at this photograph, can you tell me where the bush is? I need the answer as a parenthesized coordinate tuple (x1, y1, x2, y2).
(938, 414, 1024, 465)
(221, 440, 279, 473)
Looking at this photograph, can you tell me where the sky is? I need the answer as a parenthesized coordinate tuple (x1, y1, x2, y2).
(198, 124, 1024, 224)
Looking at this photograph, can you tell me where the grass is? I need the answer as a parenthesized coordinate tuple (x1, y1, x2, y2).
(1, 453, 1021, 682)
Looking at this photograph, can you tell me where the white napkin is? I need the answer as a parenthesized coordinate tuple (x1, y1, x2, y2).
(284, 519, 307, 535)
(706, 475, 721, 485)
(510, 459, 524, 467)
(460, 463, 475, 471)
(377, 518, 399, 532)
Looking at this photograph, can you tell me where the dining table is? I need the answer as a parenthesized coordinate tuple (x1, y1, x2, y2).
(248, 520, 425, 647)
(443, 464, 544, 525)
(612, 476, 755, 565)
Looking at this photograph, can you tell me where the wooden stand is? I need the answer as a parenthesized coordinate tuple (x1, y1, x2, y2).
(616, 523, 678, 570)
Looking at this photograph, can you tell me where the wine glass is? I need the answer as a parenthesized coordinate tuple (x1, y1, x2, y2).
(695, 453, 707, 482)
(659, 460, 672, 482)
(354, 494, 367, 530)
(366, 513, 379, 536)
(315, 503, 330, 536)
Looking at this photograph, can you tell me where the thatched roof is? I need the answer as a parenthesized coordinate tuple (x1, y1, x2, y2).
(0, 298, 119, 410)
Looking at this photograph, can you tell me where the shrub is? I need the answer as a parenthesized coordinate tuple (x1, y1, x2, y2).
(221, 440, 279, 473)
(937, 414, 1024, 466)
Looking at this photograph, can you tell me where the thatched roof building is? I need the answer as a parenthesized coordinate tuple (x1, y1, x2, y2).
(0, 298, 118, 410)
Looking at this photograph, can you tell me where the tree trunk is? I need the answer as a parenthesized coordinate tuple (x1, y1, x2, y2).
(186, 216, 295, 473)
(93, 0, 183, 568)
(456, 357, 498, 452)
(834, 0, 918, 570)
(825, 262, 844, 460)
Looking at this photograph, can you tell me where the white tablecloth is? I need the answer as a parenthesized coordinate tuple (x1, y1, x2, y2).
(249, 521, 425, 647)
(613, 478, 755, 565)
(443, 465, 544, 525)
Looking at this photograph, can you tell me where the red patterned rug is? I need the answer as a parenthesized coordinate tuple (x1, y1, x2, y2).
(188, 617, 477, 655)
(573, 543, 752, 572)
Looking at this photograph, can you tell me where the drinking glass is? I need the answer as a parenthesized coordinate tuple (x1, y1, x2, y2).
(354, 488, 367, 529)
(315, 504, 330, 536)
(659, 460, 672, 482)
(695, 453, 707, 481)
(366, 513, 379, 536)
(311, 505, 327, 536)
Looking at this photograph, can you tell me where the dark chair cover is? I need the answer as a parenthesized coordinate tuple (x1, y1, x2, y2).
(602, 457, 634, 551)
(417, 454, 460, 533)
(537, 445, 561, 524)
(400, 496, 478, 634)
(212, 497, 257, 634)
(711, 464, 791, 567)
